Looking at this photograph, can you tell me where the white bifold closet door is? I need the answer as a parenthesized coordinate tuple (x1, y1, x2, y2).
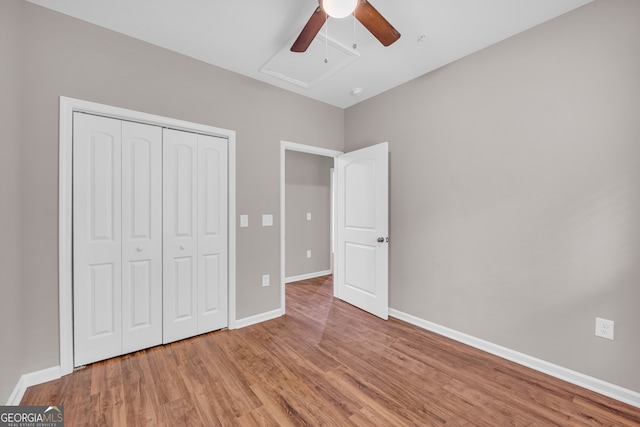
(162, 128, 228, 344)
(121, 121, 163, 353)
(74, 114, 228, 366)
(73, 113, 162, 366)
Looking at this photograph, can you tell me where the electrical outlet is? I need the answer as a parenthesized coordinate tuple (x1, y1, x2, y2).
(262, 274, 270, 287)
(307, 250, 311, 258)
(595, 317, 614, 340)
(262, 214, 273, 227)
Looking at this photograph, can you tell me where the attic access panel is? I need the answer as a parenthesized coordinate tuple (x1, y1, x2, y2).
(260, 34, 360, 89)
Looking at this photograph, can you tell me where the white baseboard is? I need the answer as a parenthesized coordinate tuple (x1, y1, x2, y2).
(12, 313, 638, 410)
(285, 270, 332, 284)
(6, 366, 61, 406)
(8, 309, 284, 404)
(389, 308, 640, 409)
(234, 308, 284, 329)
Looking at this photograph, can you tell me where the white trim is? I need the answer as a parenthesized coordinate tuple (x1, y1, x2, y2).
(329, 168, 335, 273)
(280, 141, 342, 316)
(282, 141, 342, 158)
(228, 134, 237, 330)
(59, 98, 74, 376)
(285, 270, 333, 284)
(58, 96, 237, 371)
(6, 366, 61, 406)
(234, 308, 284, 329)
(389, 308, 640, 409)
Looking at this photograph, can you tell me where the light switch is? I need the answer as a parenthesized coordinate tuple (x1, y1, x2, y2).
(262, 214, 273, 227)
(307, 212, 312, 221)
(262, 274, 270, 287)
(240, 215, 248, 228)
(307, 250, 312, 258)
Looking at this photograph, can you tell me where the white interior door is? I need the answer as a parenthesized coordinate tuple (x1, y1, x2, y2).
(121, 121, 163, 353)
(73, 113, 123, 366)
(335, 142, 389, 319)
(163, 128, 199, 344)
(197, 135, 229, 333)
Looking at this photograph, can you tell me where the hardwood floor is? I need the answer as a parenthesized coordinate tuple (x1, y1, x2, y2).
(23, 275, 640, 426)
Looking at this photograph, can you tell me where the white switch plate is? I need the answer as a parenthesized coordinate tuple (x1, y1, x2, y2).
(240, 215, 248, 228)
(595, 317, 614, 340)
(307, 250, 311, 258)
(307, 212, 312, 221)
(262, 214, 273, 226)
(262, 274, 270, 287)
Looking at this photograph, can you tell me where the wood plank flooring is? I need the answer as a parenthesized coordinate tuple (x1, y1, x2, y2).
(22, 275, 640, 426)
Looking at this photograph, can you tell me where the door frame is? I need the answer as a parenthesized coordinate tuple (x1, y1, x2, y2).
(59, 96, 237, 375)
(279, 141, 342, 312)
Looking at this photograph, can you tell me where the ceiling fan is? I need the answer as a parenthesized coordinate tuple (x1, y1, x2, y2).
(291, 0, 401, 53)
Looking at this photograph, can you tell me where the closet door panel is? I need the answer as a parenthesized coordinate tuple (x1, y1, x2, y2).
(73, 113, 123, 366)
(122, 121, 163, 353)
(197, 135, 229, 333)
(163, 128, 198, 344)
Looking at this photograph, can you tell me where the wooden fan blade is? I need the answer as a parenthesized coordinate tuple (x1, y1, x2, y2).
(354, 0, 400, 47)
(291, 7, 328, 52)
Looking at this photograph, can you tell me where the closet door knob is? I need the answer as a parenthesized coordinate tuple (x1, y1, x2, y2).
(180, 245, 185, 250)
(137, 247, 143, 252)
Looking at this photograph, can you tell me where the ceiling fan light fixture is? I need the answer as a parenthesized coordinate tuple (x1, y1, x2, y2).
(321, 0, 358, 19)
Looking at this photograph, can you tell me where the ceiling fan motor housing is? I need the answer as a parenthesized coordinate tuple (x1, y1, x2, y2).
(320, 0, 358, 19)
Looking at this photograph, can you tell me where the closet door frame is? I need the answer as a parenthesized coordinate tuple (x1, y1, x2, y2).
(58, 96, 237, 375)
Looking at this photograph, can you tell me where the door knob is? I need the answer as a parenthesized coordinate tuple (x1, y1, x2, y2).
(377, 237, 384, 243)
(137, 247, 143, 252)
(180, 245, 185, 250)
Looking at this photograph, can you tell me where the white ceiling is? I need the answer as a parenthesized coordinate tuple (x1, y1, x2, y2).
(25, 0, 592, 108)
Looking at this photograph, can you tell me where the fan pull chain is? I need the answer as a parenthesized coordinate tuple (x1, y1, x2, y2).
(352, 11, 357, 49)
(324, 15, 329, 63)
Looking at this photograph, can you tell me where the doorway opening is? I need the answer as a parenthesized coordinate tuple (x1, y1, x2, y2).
(280, 141, 389, 320)
(280, 141, 342, 313)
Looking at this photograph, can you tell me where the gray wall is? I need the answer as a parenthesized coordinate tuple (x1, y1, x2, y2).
(0, 0, 24, 403)
(285, 151, 333, 278)
(345, 0, 640, 392)
(1, 0, 343, 402)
